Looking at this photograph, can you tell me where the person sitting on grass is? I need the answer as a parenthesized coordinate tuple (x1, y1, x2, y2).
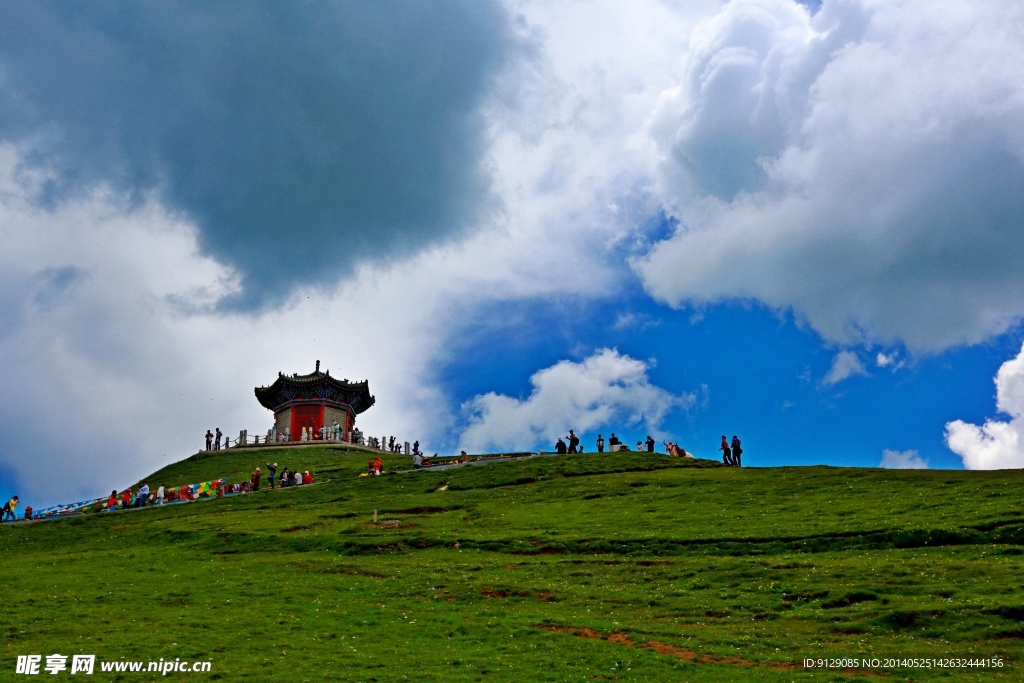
(413, 452, 424, 470)
(555, 438, 567, 454)
(251, 467, 262, 492)
(107, 490, 118, 512)
(664, 441, 691, 458)
(303, 471, 313, 485)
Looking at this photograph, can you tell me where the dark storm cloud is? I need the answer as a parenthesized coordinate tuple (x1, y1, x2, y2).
(0, 1, 513, 307)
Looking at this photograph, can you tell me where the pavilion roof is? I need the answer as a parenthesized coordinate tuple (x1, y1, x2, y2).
(254, 362, 374, 414)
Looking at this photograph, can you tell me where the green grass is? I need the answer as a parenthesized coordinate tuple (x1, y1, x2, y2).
(3, 448, 1023, 681)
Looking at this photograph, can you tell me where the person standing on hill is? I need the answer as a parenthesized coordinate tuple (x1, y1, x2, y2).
(156, 484, 166, 505)
(137, 483, 150, 507)
(645, 435, 655, 453)
(2, 496, 18, 522)
(214, 428, 222, 450)
(731, 436, 743, 467)
(251, 467, 262, 492)
(596, 434, 604, 453)
(266, 462, 278, 489)
(568, 430, 580, 454)
(720, 435, 733, 466)
(205, 430, 213, 450)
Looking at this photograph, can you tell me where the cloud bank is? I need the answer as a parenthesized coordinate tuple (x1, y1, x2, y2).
(0, 1, 513, 307)
(636, 0, 1024, 352)
(0, 0, 703, 507)
(458, 349, 693, 453)
(945, 342, 1024, 469)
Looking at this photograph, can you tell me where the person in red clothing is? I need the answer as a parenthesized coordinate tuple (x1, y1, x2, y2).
(121, 489, 132, 510)
(374, 456, 382, 475)
(107, 490, 118, 512)
(302, 470, 313, 485)
(251, 467, 262, 492)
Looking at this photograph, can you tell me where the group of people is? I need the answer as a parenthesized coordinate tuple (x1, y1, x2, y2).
(204, 428, 224, 450)
(555, 429, 582, 454)
(550, 430, 744, 466)
(254, 463, 313, 491)
(107, 483, 171, 510)
(720, 435, 743, 466)
(558, 431, 662, 454)
(412, 451, 435, 469)
(364, 435, 409, 453)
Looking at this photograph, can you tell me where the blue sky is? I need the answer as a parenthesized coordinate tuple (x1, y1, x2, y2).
(1, 0, 1023, 509)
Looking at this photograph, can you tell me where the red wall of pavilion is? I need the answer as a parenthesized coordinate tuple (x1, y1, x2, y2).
(289, 405, 324, 441)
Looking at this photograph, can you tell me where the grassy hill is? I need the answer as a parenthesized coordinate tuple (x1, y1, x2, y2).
(3, 447, 1023, 681)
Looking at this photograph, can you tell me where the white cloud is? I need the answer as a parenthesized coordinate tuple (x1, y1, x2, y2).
(945, 342, 1024, 469)
(822, 350, 866, 386)
(635, 0, 1024, 352)
(613, 311, 661, 331)
(458, 349, 693, 453)
(876, 351, 896, 368)
(0, 0, 709, 506)
(880, 449, 928, 469)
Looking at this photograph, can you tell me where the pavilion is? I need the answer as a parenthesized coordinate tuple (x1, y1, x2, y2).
(255, 361, 374, 442)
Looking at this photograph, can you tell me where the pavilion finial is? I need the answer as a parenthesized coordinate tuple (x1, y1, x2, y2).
(316, 360, 320, 373)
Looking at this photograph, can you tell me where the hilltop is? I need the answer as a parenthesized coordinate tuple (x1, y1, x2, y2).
(3, 446, 1023, 681)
